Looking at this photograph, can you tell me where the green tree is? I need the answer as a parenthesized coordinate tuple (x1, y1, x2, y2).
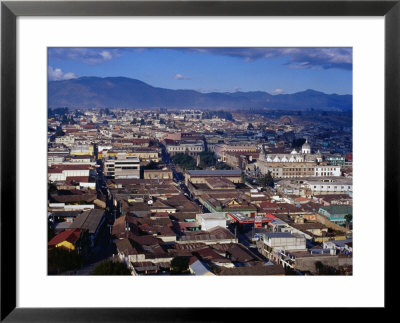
(170, 256, 189, 275)
(199, 151, 216, 168)
(315, 261, 324, 275)
(216, 163, 233, 170)
(265, 171, 274, 188)
(55, 128, 65, 137)
(241, 172, 246, 183)
(61, 114, 69, 124)
(48, 248, 84, 274)
(171, 153, 199, 170)
(91, 260, 131, 275)
(145, 160, 159, 170)
(257, 171, 274, 188)
(48, 220, 55, 242)
(345, 214, 352, 229)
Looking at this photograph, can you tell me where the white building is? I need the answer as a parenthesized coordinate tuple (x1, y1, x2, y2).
(166, 141, 204, 156)
(48, 164, 94, 182)
(55, 135, 75, 145)
(196, 213, 226, 231)
(261, 232, 307, 263)
(314, 166, 341, 177)
(104, 155, 140, 179)
(263, 232, 307, 252)
(257, 141, 342, 178)
(305, 178, 353, 195)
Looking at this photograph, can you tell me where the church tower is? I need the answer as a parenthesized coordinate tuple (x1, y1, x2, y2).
(301, 139, 311, 154)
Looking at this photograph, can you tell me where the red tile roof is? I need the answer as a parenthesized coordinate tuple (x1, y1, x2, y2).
(48, 228, 86, 246)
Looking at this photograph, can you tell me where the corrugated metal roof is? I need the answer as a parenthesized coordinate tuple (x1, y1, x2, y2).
(69, 209, 105, 234)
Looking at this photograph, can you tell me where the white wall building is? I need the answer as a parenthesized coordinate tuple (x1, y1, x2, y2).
(314, 166, 341, 177)
(305, 178, 353, 195)
(55, 135, 75, 145)
(166, 141, 204, 156)
(48, 166, 93, 182)
(104, 155, 140, 179)
(196, 213, 226, 231)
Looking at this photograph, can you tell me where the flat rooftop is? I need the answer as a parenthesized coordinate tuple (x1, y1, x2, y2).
(187, 170, 241, 176)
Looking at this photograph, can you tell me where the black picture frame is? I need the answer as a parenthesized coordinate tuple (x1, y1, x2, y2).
(1, 0, 398, 321)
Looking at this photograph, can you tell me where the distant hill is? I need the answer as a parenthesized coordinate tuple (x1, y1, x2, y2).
(48, 76, 352, 111)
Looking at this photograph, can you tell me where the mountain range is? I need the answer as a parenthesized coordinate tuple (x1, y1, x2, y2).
(48, 76, 352, 111)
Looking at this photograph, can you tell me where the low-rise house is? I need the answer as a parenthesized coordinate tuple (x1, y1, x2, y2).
(178, 226, 238, 245)
(114, 238, 145, 266)
(261, 232, 307, 263)
(48, 164, 96, 182)
(188, 257, 216, 276)
(143, 168, 173, 180)
(323, 239, 353, 254)
(48, 228, 89, 254)
(69, 209, 106, 247)
(199, 195, 258, 217)
(318, 205, 352, 225)
(196, 213, 226, 231)
(283, 250, 341, 274)
(185, 169, 242, 186)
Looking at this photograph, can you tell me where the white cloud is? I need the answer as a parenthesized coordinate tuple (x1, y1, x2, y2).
(100, 51, 113, 61)
(173, 73, 191, 80)
(48, 48, 124, 65)
(48, 66, 77, 81)
(184, 47, 352, 70)
(272, 88, 284, 94)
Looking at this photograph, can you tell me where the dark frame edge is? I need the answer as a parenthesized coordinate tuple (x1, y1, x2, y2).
(384, 0, 400, 311)
(2, 1, 399, 16)
(1, 2, 17, 322)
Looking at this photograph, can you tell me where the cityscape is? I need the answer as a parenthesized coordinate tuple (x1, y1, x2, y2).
(47, 48, 353, 276)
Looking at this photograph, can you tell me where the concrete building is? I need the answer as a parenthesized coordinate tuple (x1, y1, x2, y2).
(261, 232, 307, 263)
(166, 141, 205, 157)
(263, 232, 307, 252)
(70, 144, 94, 156)
(325, 154, 346, 167)
(55, 135, 75, 145)
(214, 143, 258, 160)
(305, 178, 353, 195)
(48, 164, 95, 182)
(256, 141, 341, 178)
(104, 155, 140, 179)
(318, 205, 352, 225)
(185, 169, 242, 186)
(143, 168, 173, 180)
(196, 213, 227, 231)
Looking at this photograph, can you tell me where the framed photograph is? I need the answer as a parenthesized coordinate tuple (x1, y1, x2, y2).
(1, 0, 398, 320)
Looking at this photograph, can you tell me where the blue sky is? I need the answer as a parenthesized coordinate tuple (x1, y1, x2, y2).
(48, 47, 352, 95)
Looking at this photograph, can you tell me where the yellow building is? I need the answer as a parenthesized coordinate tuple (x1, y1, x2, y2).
(48, 228, 88, 252)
